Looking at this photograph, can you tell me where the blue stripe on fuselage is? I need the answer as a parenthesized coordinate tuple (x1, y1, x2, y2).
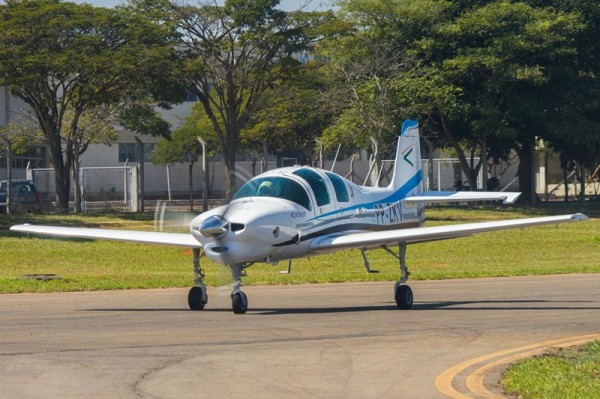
(308, 169, 423, 221)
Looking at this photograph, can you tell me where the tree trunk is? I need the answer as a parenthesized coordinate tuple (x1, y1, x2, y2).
(515, 138, 535, 203)
(48, 139, 70, 213)
(475, 136, 488, 190)
(580, 162, 585, 202)
(221, 122, 239, 201)
(188, 161, 194, 212)
(439, 117, 479, 190)
(72, 139, 83, 213)
(365, 137, 381, 186)
(563, 162, 569, 202)
(223, 153, 236, 201)
(261, 140, 268, 174)
(2, 137, 12, 215)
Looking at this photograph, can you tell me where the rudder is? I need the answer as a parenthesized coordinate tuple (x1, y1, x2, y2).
(388, 120, 423, 195)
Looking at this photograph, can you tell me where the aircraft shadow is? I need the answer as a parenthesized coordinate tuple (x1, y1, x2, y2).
(252, 299, 600, 315)
(85, 299, 599, 315)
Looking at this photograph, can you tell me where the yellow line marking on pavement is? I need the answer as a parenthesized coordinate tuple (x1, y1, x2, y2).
(465, 334, 600, 399)
(435, 333, 600, 399)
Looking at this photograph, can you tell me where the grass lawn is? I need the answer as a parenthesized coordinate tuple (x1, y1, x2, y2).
(0, 203, 598, 293)
(502, 340, 600, 399)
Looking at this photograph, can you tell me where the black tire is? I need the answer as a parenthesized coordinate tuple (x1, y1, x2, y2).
(188, 286, 207, 310)
(395, 284, 413, 310)
(231, 291, 248, 314)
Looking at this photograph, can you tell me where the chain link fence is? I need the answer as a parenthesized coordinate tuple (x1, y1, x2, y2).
(30, 166, 135, 212)
(24, 158, 490, 213)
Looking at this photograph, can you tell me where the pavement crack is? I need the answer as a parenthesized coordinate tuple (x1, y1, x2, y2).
(132, 355, 192, 399)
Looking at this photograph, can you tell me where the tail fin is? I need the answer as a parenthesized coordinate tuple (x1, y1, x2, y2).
(388, 120, 423, 195)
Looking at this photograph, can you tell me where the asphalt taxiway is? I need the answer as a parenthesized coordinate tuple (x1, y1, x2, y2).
(1, 274, 599, 398)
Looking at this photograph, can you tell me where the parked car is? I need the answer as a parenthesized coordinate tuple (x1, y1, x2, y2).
(0, 180, 41, 213)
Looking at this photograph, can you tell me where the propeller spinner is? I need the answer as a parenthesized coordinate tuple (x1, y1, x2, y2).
(199, 215, 229, 239)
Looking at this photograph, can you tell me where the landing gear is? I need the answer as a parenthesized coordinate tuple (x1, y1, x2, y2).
(394, 242, 413, 309)
(364, 242, 414, 310)
(392, 242, 413, 309)
(188, 248, 208, 311)
(188, 286, 207, 310)
(231, 291, 248, 314)
(230, 263, 249, 314)
(394, 282, 413, 309)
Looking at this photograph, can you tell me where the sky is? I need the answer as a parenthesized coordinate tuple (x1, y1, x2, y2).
(71, 0, 334, 12)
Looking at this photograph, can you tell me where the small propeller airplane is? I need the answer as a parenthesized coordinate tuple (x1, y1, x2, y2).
(11, 120, 588, 314)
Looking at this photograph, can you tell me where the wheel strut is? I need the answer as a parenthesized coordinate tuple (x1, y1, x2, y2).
(230, 263, 248, 314)
(381, 242, 413, 309)
(188, 248, 208, 310)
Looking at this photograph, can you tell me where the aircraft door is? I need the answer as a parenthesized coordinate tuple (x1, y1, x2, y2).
(292, 169, 337, 219)
(325, 172, 354, 219)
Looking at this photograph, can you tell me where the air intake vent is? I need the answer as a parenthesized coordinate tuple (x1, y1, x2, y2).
(230, 223, 245, 232)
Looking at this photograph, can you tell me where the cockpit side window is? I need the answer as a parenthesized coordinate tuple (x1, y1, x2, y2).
(325, 172, 349, 202)
(232, 177, 312, 211)
(293, 168, 330, 207)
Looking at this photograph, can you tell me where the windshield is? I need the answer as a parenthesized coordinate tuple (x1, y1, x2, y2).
(232, 176, 312, 211)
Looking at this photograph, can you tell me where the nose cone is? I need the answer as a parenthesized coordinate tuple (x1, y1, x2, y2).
(190, 199, 301, 265)
(199, 215, 229, 239)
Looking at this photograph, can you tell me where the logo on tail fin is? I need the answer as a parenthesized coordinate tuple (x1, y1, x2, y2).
(389, 120, 422, 193)
(402, 145, 415, 167)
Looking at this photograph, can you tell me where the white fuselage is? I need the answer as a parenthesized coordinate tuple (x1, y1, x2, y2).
(191, 166, 425, 265)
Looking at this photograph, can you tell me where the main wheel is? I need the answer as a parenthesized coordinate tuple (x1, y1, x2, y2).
(394, 283, 413, 310)
(231, 291, 248, 314)
(188, 286, 207, 310)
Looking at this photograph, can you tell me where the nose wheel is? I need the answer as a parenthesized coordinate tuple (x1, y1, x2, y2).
(188, 285, 208, 310)
(231, 290, 248, 314)
(230, 263, 249, 314)
(188, 248, 208, 311)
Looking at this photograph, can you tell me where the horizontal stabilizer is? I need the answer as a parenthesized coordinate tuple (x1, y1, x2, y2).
(10, 224, 202, 248)
(405, 191, 521, 205)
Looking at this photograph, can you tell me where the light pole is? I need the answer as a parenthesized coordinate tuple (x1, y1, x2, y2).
(197, 137, 208, 212)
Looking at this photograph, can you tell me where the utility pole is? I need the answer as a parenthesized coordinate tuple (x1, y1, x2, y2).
(197, 137, 208, 212)
(2, 87, 12, 214)
(134, 137, 145, 212)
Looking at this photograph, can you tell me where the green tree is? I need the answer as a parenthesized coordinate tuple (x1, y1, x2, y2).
(324, 0, 450, 185)
(530, 0, 600, 200)
(244, 61, 336, 168)
(151, 103, 217, 210)
(328, 0, 586, 200)
(0, 0, 183, 211)
(174, 0, 323, 199)
(432, 1, 583, 197)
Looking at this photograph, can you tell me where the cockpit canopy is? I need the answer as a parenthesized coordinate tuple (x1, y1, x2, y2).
(232, 176, 312, 211)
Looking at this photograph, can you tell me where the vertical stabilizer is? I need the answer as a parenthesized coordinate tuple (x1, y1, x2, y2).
(388, 120, 423, 195)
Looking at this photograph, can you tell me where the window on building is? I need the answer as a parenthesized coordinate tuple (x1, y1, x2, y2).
(185, 91, 198, 102)
(0, 146, 46, 169)
(118, 143, 154, 163)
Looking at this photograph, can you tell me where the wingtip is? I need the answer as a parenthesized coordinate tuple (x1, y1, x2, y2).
(501, 192, 521, 204)
(571, 213, 589, 221)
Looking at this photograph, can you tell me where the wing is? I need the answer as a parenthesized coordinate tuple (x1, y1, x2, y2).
(309, 213, 588, 253)
(9, 224, 201, 248)
(404, 191, 521, 205)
